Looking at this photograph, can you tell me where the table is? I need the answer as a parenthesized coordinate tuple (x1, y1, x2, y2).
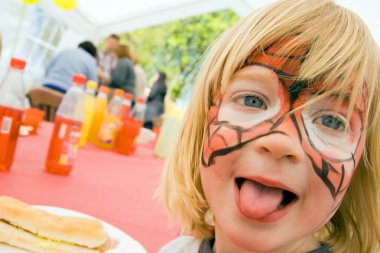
(0, 122, 179, 252)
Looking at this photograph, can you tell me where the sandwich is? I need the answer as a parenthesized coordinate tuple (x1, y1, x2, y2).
(0, 196, 117, 253)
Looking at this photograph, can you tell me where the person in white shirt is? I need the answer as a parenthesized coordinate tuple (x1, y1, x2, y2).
(98, 34, 120, 85)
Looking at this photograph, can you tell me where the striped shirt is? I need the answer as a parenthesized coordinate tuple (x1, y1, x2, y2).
(98, 50, 117, 75)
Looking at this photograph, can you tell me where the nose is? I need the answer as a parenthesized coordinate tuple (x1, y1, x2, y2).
(253, 132, 305, 163)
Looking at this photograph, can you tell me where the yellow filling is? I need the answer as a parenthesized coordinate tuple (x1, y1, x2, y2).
(0, 219, 89, 249)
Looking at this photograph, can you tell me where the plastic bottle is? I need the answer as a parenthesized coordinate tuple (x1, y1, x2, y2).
(0, 58, 26, 172)
(87, 85, 109, 144)
(131, 98, 146, 122)
(78, 80, 97, 147)
(97, 89, 124, 150)
(119, 92, 133, 121)
(45, 74, 86, 175)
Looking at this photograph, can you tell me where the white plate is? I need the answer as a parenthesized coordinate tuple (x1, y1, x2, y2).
(0, 205, 147, 253)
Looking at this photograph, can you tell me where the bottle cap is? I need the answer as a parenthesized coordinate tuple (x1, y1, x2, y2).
(137, 98, 145, 104)
(72, 74, 87, 85)
(124, 92, 133, 100)
(98, 85, 110, 94)
(10, 58, 26, 70)
(114, 88, 124, 97)
(86, 80, 98, 90)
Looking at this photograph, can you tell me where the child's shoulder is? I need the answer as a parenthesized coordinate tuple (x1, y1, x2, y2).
(158, 235, 201, 253)
(309, 244, 331, 253)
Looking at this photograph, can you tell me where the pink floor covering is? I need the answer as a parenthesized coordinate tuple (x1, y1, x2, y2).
(0, 122, 179, 252)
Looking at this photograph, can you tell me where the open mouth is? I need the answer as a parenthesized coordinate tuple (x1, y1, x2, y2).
(235, 177, 298, 219)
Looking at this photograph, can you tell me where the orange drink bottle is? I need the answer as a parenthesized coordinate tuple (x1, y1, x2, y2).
(115, 98, 145, 155)
(114, 92, 133, 151)
(0, 58, 26, 172)
(119, 92, 133, 121)
(78, 80, 97, 147)
(87, 85, 109, 143)
(96, 89, 124, 150)
(45, 74, 86, 175)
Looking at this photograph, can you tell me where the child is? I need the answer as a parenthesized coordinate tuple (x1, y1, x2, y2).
(159, 0, 380, 252)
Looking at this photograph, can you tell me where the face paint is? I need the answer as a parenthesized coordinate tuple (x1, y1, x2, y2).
(203, 42, 365, 199)
(199, 39, 366, 252)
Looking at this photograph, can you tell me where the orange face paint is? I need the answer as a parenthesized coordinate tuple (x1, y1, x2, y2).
(203, 39, 365, 198)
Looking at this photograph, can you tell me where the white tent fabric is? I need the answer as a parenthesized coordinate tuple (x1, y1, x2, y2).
(0, 0, 379, 88)
(33, 0, 380, 43)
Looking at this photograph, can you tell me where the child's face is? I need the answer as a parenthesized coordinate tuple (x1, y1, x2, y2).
(200, 45, 365, 252)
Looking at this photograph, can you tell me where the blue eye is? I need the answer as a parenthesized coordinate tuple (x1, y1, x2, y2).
(242, 95, 267, 109)
(318, 115, 345, 130)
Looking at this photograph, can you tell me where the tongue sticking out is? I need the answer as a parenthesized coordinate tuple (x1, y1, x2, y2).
(239, 180, 283, 220)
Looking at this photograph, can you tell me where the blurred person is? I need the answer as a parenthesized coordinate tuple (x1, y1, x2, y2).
(43, 41, 97, 93)
(131, 51, 148, 99)
(98, 34, 119, 85)
(109, 44, 136, 96)
(143, 71, 167, 129)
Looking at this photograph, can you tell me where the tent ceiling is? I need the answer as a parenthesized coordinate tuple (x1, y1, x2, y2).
(78, 0, 205, 26)
(34, 0, 380, 43)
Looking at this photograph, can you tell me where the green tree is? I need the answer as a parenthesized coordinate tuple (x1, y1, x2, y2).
(120, 9, 239, 100)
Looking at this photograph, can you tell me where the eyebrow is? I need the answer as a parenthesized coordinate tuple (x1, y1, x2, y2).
(306, 90, 367, 115)
(232, 68, 278, 84)
(307, 89, 352, 103)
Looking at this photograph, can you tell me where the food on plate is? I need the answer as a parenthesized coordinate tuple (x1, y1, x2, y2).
(0, 196, 117, 253)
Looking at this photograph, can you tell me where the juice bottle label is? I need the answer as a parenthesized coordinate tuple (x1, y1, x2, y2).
(98, 114, 121, 144)
(58, 123, 81, 166)
(0, 106, 23, 167)
(46, 117, 82, 173)
(1, 116, 12, 134)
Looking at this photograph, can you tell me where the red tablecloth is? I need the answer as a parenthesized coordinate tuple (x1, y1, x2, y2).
(0, 122, 178, 252)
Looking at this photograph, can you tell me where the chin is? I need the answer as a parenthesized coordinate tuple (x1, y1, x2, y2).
(228, 231, 286, 252)
(216, 216, 312, 253)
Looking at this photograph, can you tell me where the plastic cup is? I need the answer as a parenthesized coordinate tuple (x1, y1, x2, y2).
(22, 108, 45, 135)
(115, 119, 143, 155)
(154, 116, 181, 158)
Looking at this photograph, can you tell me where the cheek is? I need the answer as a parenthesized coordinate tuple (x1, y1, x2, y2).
(201, 146, 239, 181)
(305, 176, 341, 228)
(200, 166, 215, 203)
(200, 161, 234, 213)
(203, 126, 238, 161)
(295, 110, 365, 198)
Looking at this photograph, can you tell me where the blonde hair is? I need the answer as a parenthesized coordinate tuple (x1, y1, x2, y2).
(159, 0, 380, 252)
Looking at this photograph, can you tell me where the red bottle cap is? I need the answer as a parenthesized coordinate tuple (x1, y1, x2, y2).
(72, 74, 87, 85)
(98, 85, 110, 94)
(124, 92, 133, 100)
(137, 98, 145, 104)
(114, 88, 124, 97)
(10, 58, 26, 70)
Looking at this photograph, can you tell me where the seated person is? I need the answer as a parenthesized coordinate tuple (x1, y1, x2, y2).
(143, 72, 167, 130)
(43, 41, 98, 93)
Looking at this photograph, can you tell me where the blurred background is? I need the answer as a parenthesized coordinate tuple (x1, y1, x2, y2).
(0, 0, 379, 104)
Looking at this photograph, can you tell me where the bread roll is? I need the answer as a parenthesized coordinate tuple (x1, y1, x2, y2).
(0, 196, 114, 253)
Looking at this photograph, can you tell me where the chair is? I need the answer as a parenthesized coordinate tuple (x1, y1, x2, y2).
(27, 87, 64, 122)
